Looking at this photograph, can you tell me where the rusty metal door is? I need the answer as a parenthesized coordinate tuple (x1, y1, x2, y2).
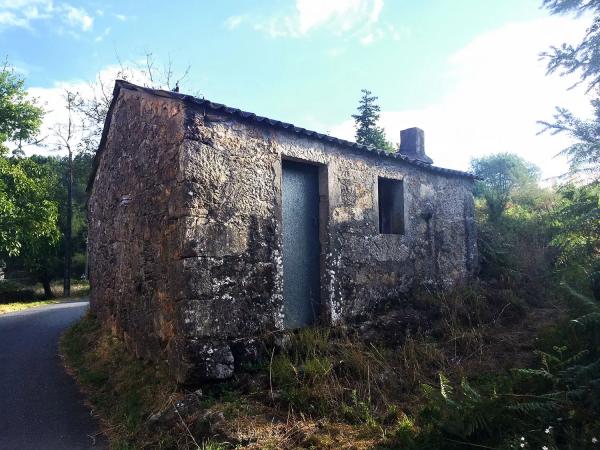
(282, 160, 320, 328)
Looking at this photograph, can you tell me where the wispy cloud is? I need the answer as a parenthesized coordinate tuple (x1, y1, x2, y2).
(225, 14, 244, 30)
(114, 13, 126, 22)
(0, 0, 98, 33)
(330, 16, 592, 179)
(0, 11, 30, 29)
(224, 0, 400, 44)
(94, 26, 110, 42)
(62, 4, 93, 31)
(24, 64, 155, 156)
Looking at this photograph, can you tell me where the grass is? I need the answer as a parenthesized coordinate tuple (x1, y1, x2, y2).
(0, 299, 60, 314)
(60, 282, 567, 449)
(0, 278, 90, 299)
(0, 279, 90, 315)
(60, 314, 182, 449)
(39, 279, 91, 298)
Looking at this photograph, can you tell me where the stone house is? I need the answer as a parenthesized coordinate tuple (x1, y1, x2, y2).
(88, 80, 477, 383)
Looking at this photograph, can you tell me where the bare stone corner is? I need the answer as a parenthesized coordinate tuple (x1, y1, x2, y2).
(87, 81, 478, 384)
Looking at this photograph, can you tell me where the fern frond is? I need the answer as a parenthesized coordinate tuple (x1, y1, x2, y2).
(506, 400, 560, 414)
(562, 282, 600, 313)
(439, 373, 453, 400)
(513, 367, 556, 381)
(460, 379, 483, 402)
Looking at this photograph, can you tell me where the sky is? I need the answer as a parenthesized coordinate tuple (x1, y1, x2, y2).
(1, 0, 594, 179)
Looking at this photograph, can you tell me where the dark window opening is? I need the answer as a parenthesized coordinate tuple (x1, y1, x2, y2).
(378, 177, 404, 234)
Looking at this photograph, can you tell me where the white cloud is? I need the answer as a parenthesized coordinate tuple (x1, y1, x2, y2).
(226, 0, 395, 43)
(387, 23, 410, 41)
(225, 15, 244, 30)
(0, 0, 51, 30)
(0, 0, 98, 33)
(0, 11, 30, 28)
(62, 4, 93, 31)
(295, 0, 382, 34)
(114, 13, 126, 22)
(327, 47, 346, 57)
(331, 16, 592, 180)
(360, 28, 384, 45)
(24, 64, 154, 156)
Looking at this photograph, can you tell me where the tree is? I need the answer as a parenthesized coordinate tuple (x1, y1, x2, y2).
(471, 153, 541, 221)
(0, 61, 43, 154)
(352, 89, 395, 151)
(540, 0, 600, 181)
(541, 0, 600, 295)
(0, 155, 60, 297)
(539, 100, 600, 181)
(542, 0, 600, 93)
(70, 53, 190, 156)
(550, 183, 600, 293)
(54, 92, 77, 296)
(0, 62, 54, 260)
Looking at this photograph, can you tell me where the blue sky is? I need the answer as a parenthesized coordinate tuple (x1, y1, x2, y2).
(1, 0, 592, 178)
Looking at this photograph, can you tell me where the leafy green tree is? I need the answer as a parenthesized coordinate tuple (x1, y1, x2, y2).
(0, 155, 60, 297)
(352, 89, 395, 152)
(0, 61, 43, 153)
(0, 62, 54, 260)
(550, 183, 600, 294)
(0, 62, 63, 297)
(471, 153, 541, 221)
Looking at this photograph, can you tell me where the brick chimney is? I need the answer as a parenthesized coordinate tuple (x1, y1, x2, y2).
(397, 127, 433, 164)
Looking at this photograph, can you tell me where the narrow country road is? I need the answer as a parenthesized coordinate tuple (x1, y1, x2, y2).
(0, 300, 107, 450)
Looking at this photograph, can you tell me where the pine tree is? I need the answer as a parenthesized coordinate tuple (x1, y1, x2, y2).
(352, 89, 395, 151)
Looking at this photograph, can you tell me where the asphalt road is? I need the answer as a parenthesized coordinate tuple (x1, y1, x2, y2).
(0, 300, 107, 450)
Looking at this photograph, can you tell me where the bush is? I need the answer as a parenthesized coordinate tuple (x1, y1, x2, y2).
(0, 280, 36, 303)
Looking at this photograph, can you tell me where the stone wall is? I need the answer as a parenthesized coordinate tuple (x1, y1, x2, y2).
(88, 88, 187, 366)
(89, 84, 477, 384)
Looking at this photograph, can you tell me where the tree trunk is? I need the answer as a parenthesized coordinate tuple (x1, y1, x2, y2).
(63, 146, 73, 297)
(42, 278, 55, 299)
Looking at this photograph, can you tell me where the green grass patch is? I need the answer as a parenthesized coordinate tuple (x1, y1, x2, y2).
(60, 313, 181, 449)
(0, 299, 60, 314)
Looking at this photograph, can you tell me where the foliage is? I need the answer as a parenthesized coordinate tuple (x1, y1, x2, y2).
(471, 153, 542, 221)
(540, 0, 600, 181)
(550, 183, 600, 294)
(2, 152, 93, 295)
(409, 287, 600, 450)
(539, 99, 600, 181)
(0, 153, 60, 263)
(352, 89, 395, 152)
(0, 61, 43, 153)
(61, 314, 181, 449)
(542, 0, 600, 93)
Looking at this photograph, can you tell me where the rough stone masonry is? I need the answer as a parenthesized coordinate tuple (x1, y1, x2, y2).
(87, 80, 477, 384)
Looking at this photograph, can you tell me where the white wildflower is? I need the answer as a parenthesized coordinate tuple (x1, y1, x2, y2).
(592, 437, 598, 444)
(521, 437, 526, 441)
(542, 446, 548, 450)
(520, 444, 525, 448)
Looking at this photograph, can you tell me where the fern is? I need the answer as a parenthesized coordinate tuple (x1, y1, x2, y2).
(439, 373, 453, 400)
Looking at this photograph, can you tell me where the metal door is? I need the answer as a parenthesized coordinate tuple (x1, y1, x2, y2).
(282, 160, 321, 328)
